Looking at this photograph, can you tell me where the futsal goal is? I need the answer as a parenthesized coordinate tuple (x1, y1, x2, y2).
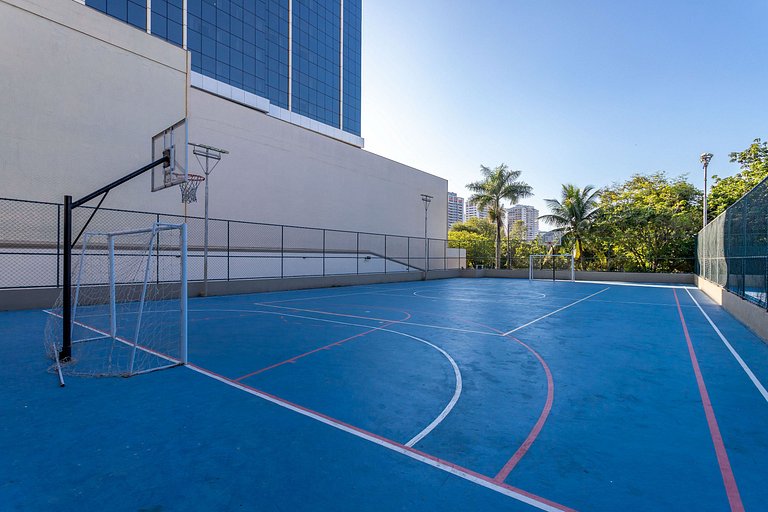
(528, 254, 575, 281)
(45, 223, 187, 379)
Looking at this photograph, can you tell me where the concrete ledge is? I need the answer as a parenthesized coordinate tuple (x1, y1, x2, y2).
(191, 272, 429, 298)
(696, 275, 768, 342)
(576, 271, 694, 284)
(0, 288, 61, 311)
(0, 271, 463, 310)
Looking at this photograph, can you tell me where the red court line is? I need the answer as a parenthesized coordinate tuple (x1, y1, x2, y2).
(234, 311, 411, 382)
(187, 362, 576, 512)
(494, 333, 555, 482)
(473, 321, 555, 482)
(672, 289, 744, 512)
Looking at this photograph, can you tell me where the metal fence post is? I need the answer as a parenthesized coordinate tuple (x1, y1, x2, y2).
(407, 237, 410, 270)
(356, 232, 360, 274)
(384, 235, 387, 273)
(281, 226, 285, 279)
(156, 213, 161, 284)
(56, 204, 61, 288)
(227, 220, 231, 281)
(323, 229, 326, 276)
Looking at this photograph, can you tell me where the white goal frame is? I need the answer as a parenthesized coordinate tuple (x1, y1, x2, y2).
(528, 253, 575, 281)
(55, 222, 188, 378)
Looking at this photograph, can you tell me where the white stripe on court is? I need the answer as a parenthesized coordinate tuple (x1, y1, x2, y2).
(684, 288, 768, 403)
(253, 303, 500, 337)
(411, 290, 547, 301)
(575, 280, 696, 289)
(404, 336, 462, 447)
(185, 363, 571, 512)
(503, 288, 609, 335)
(193, 307, 463, 445)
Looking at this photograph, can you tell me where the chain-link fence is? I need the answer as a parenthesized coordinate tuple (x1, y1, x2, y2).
(446, 237, 694, 272)
(697, 176, 768, 308)
(0, 197, 466, 289)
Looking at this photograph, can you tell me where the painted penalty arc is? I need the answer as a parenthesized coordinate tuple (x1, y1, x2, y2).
(185, 363, 575, 512)
(192, 308, 463, 447)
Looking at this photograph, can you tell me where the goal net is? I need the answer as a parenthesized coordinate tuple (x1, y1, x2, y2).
(529, 254, 575, 281)
(45, 223, 187, 378)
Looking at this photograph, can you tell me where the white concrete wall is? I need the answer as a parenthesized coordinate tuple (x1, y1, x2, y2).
(1, 0, 448, 241)
(0, 0, 188, 213)
(186, 88, 447, 238)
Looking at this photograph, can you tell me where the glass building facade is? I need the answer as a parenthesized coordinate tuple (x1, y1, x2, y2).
(85, 0, 361, 136)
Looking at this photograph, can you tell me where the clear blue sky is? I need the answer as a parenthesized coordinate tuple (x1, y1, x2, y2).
(360, 0, 767, 227)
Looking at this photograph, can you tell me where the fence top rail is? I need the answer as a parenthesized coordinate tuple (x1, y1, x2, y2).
(1, 196, 61, 207)
(0, 197, 449, 244)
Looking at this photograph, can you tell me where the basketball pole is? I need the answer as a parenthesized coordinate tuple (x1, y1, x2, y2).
(59, 155, 169, 363)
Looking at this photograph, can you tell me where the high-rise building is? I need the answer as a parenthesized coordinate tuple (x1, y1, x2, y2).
(447, 192, 464, 229)
(466, 203, 488, 220)
(84, 0, 362, 141)
(3, 0, 447, 242)
(507, 204, 539, 241)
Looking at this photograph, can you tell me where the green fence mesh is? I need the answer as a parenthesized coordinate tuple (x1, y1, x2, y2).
(697, 176, 768, 308)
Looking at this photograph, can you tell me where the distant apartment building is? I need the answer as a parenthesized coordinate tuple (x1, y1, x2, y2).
(447, 192, 465, 228)
(466, 203, 488, 220)
(507, 204, 539, 241)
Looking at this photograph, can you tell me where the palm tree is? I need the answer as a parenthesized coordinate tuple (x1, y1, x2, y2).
(539, 184, 600, 266)
(467, 164, 532, 269)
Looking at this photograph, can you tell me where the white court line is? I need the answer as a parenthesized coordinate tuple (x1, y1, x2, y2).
(575, 280, 696, 289)
(411, 290, 547, 301)
(684, 288, 768, 403)
(185, 364, 569, 512)
(404, 335, 462, 447)
(253, 304, 500, 337)
(42, 310, 181, 366)
(194, 307, 463, 446)
(503, 288, 609, 335)
(590, 299, 698, 308)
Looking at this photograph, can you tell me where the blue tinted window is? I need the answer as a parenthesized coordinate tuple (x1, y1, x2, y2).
(87, 0, 146, 31)
(292, 0, 341, 128)
(342, 0, 361, 135)
(85, 0, 358, 133)
(151, 0, 183, 46)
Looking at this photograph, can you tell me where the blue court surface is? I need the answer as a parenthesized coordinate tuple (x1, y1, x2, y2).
(2, 278, 768, 511)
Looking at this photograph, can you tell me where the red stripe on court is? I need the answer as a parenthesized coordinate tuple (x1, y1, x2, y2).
(234, 311, 411, 381)
(188, 362, 576, 512)
(494, 334, 555, 482)
(672, 289, 744, 512)
(472, 321, 556, 482)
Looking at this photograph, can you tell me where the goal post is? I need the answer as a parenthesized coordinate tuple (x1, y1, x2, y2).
(45, 222, 188, 378)
(528, 253, 575, 281)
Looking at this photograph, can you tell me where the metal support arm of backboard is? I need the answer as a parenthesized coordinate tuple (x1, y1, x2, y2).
(60, 154, 170, 362)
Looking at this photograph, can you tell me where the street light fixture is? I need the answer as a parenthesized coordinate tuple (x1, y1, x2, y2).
(701, 152, 713, 228)
(421, 194, 433, 279)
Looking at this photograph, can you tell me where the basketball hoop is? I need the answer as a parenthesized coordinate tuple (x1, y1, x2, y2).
(175, 173, 205, 204)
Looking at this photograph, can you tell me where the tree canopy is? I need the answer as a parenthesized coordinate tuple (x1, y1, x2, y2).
(539, 184, 600, 263)
(708, 138, 768, 219)
(592, 173, 700, 272)
(466, 164, 532, 268)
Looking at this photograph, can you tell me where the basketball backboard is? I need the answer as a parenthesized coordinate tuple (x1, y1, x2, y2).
(151, 119, 188, 192)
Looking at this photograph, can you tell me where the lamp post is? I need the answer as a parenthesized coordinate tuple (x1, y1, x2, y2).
(191, 143, 229, 297)
(506, 214, 511, 269)
(421, 194, 432, 279)
(701, 152, 713, 229)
